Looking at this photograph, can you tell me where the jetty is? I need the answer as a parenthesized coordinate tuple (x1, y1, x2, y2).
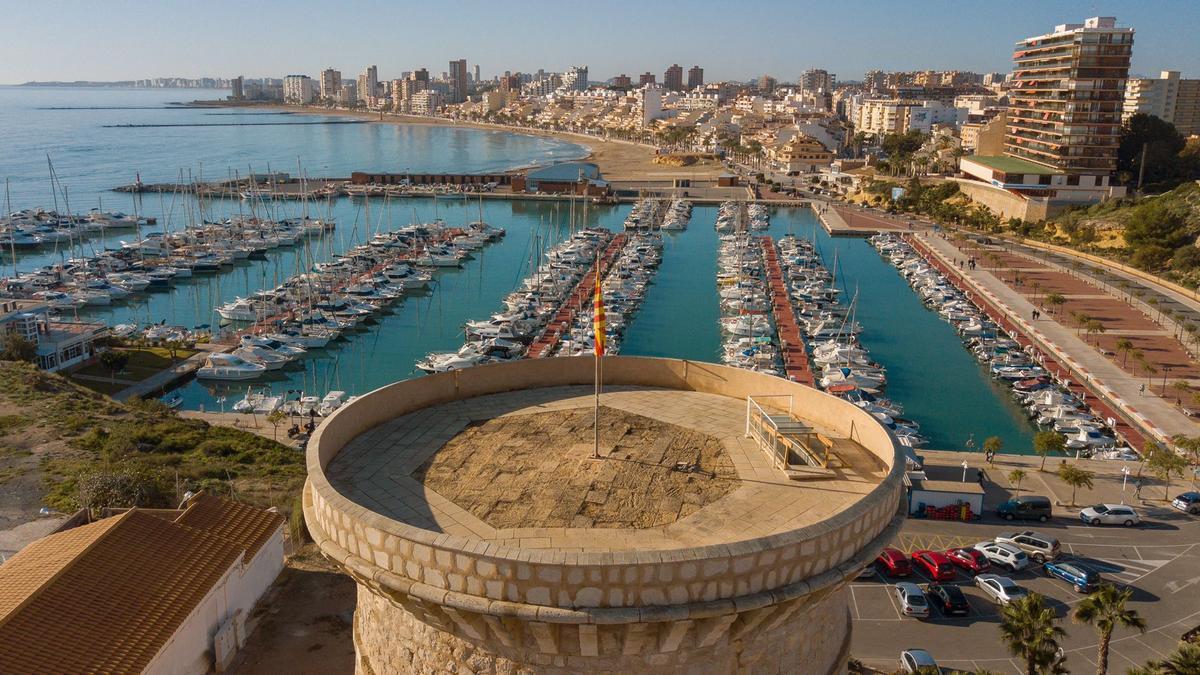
(526, 234, 628, 358)
(761, 237, 813, 385)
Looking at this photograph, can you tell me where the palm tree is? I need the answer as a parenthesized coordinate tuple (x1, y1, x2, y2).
(1146, 443, 1189, 499)
(1129, 641, 1200, 675)
(998, 593, 1067, 675)
(1057, 462, 1095, 506)
(1073, 584, 1146, 675)
(1045, 292, 1066, 316)
(1115, 338, 1135, 367)
(983, 435, 1003, 462)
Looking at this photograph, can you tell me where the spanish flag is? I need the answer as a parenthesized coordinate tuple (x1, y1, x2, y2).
(593, 269, 606, 357)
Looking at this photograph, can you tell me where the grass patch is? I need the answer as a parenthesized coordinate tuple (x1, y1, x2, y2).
(69, 378, 128, 397)
(72, 346, 199, 383)
(0, 361, 303, 516)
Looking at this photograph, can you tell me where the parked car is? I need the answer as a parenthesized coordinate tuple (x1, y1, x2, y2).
(996, 495, 1052, 522)
(926, 583, 970, 616)
(900, 648, 939, 673)
(1080, 503, 1140, 527)
(995, 531, 1061, 562)
(894, 582, 930, 618)
(1171, 492, 1200, 514)
(857, 564, 877, 580)
(945, 546, 991, 575)
(911, 550, 957, 581)
(1043, 560, 1101, 593)
(877, 547, 912, 577)
(975, 574, 1029, 605)
(973, 541, 1029, 572)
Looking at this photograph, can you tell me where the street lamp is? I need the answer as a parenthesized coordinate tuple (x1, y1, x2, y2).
(961, 460, 969, 482)
(1121, 465, 1131, 504)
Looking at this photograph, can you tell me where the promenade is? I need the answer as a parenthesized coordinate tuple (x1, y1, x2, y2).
(918, 232, 1198, 444)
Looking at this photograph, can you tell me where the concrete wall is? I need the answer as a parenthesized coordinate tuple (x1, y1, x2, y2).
(304, 357, 905, 673)
(953, 178, 1052, 222)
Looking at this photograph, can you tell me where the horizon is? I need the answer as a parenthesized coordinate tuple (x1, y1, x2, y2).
(2, 0, 1198, 85)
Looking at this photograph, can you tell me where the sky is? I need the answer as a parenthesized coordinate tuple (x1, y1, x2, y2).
(1, 0, 1198, 84)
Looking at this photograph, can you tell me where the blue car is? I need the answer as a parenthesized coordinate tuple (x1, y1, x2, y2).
(1043, 560, 1100, 593)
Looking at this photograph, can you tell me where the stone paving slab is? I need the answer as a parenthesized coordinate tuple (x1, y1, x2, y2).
(326, 385, 884, 552)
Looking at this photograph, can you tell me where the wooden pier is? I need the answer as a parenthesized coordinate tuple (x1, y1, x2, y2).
(761, 237, 813, 385)
(526, 234, 628, 358)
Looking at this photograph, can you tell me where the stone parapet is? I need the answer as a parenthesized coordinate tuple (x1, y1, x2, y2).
(304, 357, 905, 673)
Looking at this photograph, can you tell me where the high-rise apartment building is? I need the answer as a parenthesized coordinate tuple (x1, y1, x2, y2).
(1005, 16, 1133, 175)
(230, 76, 244, 101)
(320, 68, 341, 101)
(562, 65, 589, 92)
(638, 72, 656, 86)
(863, 70, 885, 92)
(449, 59, 468, 103)
(283, 75, 315, 104)
(611, 74, 632, 89)
(473, 64, 480, 83)
(1124, 70, 1200, 136)
(687, 65, 704, 90)
(663, 64, 683, 91)
(357, 65, 378, 104)
(758, 75, 777, 94)
(799, 69, 836, 96)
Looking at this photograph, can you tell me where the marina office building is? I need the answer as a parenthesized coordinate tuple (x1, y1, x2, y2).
(0, 298, 107, 372)
(959, 16, 1133, 220)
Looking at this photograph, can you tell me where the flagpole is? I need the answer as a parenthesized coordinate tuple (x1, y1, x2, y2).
(593, 248, 603, 460)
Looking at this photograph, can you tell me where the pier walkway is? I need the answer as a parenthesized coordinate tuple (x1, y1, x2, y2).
(760, 237, 813, 385)
(527, 234, 628, 358)
(909, 233, 1199, 450)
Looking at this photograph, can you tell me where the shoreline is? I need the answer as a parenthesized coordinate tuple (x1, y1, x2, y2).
(195, 100, 726, 182)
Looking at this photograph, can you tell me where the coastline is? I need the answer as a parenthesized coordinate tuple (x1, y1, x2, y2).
(198, 100, 725, 182)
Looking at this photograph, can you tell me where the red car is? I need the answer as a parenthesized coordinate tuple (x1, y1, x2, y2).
(945, 546, 991, 575)
(911, 550, 957, 581)
(875, 547, 911, 577)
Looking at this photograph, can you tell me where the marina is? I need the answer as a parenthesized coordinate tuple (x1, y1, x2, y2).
(0, 88, 1045, 454)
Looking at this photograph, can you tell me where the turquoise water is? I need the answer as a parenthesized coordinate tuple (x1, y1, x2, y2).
(0, 87, 1037, 452)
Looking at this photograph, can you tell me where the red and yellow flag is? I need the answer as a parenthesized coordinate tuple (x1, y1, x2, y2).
(593, 270, 605, 357)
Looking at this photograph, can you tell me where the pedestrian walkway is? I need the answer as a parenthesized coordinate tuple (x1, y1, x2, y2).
(918, 233, 1199, 445)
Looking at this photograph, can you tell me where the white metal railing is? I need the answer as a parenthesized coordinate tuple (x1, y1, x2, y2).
(745, 395, 828, 473)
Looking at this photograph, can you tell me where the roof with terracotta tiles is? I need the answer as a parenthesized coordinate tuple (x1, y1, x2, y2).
(0, 495, 284, 673)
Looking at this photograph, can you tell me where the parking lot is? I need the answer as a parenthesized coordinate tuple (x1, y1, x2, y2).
(853, 454, 1200, 674)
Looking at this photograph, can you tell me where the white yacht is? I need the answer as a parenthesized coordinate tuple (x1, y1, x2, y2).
(197, 354, 267, 380)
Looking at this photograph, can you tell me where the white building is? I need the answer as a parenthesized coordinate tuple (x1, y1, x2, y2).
(0, 494, 285, 674)
(640, 85, 665, 128)
(1124, 70, 1200, 136)
(358, 65, 378, 103)
(562, 65, 589, 92)
(283, 74, 315, 104)
(410, 90, 443, 115)
(0, 298, 107, 372)
(855, 98, 963, 136)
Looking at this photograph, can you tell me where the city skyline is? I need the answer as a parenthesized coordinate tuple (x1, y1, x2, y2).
(2, 1, 1199, 85)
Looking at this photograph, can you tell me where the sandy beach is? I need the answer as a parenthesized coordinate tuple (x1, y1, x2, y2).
(225, 102, 725, 182)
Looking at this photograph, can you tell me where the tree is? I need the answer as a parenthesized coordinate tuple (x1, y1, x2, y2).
(1170, 380, 1191, 406)
(266, 409, 287, 441)
(1045, 292, 1066, 316)
(999, 593, 1067, 675)
(1146, 443, 1189, 499)
(99, 350, 131, 384)
(0, 333, 37, 362)
(1073, 584, 1146, 675)
(983, 436, 1003, 463)
(1117, 113, 1188, 188)
(1008, 468, 1027, 494)
(1034, 431, 1065, 471)
(1171, 435, 1200, 465)
(1085, 319, 1106, 345)
(1115, 338, 1135, 367)
(1129, 641, 1200, 675)
(1057, 462, 1095, 506)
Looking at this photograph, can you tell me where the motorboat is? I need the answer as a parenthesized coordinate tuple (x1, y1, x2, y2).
(197, 354, 266, 380)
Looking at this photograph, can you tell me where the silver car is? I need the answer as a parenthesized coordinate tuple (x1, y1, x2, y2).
(973, 541, 1030, 571)
(975, 573, 1029, 605)
(894, 582, 930, 618)
(900, 648, 939, 673)
(1080, 503, 1140, 527)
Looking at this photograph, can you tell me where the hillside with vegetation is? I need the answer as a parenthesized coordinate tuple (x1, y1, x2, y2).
(0, 361, 304, 530)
